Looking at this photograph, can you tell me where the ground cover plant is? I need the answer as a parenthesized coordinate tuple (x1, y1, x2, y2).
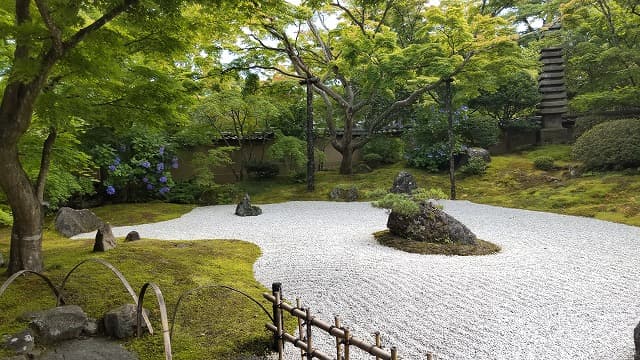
(243, 145, 640, 227)
(373, 230, 500, 256)
(0, 208, 289, 360)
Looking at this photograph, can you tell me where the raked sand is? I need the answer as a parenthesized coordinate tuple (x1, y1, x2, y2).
(75, 201, 640, 359)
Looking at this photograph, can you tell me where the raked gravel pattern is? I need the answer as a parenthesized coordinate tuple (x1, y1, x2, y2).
(75, 200, 640, 359)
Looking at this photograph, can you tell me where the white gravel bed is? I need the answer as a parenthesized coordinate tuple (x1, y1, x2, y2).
(75, 200, 640, 359)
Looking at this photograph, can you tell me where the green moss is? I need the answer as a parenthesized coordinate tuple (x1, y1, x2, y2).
(374, 230, 501, 256)
(89, 202, 196, 226)
(236, 145, 640, 227)
(0, 229, 290, 359)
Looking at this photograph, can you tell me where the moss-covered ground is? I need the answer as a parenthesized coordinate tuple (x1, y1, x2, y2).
(374, 230, 501, 256)
(245, 145, 640, 227)
(0, 211, 289, 359)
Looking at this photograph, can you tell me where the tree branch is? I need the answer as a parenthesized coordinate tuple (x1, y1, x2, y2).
(34, 0, 63, 56)
(63, 0, 140, 53)
(35, 127, 56, 203)
(331, 1, 367, 36)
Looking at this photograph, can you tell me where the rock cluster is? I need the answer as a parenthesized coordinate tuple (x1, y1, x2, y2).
(387, 201, 477, 245)
(2, 304, 145, 359)
(328, 186, 359, 202)
(389, 171, 417, 195)
(235, 193, 262, 217)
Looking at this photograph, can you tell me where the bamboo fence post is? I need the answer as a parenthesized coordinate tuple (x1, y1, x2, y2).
(374, 332, 381, 360)
(297, 298, 304, 359)
(305, 308, 313, 360)
(335, 316, 342, 360)
(391, 346, 398, 360)
(275, 289, 284, 360)
(271, 283, 282, 353)
(344, 327, 351, 360)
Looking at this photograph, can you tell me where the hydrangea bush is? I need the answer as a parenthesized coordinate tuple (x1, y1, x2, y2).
(93, 134, 179, 201)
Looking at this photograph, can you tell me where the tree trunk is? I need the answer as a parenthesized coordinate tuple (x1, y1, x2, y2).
(337, 108, 355, 175)
(305, 78, 315, 191)
(445, 78, 457, 200)
(0, 144, 44, 274)
(0, 81, 49, 274)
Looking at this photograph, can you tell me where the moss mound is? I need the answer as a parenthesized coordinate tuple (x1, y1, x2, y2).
(374, 230, 501, 256)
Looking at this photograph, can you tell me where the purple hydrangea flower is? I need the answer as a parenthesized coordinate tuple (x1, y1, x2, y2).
(114, 157, 121, 166)
(159, 146, 165, 155)
(159, 176, 167, 183)
(142, 177, 149, 183)
(146, 183, 154, 190)
(106, 185, 116, 195)
(171, 156, 179, 169)
(159, 186, 170, 194)
(108, 164, 116, 172)
(156, 163, 164, 172)
(141, 161, 151, 169)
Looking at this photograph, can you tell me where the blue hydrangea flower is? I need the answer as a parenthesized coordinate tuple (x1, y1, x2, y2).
(108, 165, 116, 172)
(156, 163, 164, 172)
(146, 183, 154, 190)
(106, 185, 116, 195)
(114, 157, 121, 166)
(159, 146, 165, 155)
(141, 161, 151, 169)
(159, 176, 167, 183)
(142, 177, 149, 183)
(171, 156, 179, 169)
(159, 186, 170, 194)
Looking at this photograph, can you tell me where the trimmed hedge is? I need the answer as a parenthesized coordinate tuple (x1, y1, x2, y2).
(572, 118, 640, 170)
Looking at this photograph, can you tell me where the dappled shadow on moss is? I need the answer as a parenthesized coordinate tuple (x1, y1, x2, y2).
(373, 230, 500, 256)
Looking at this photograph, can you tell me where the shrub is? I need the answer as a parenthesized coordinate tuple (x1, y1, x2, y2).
(572, 118, 640, 170)
(363, 153, 384, 168)
(413, 188, 448, 202)
(404, 106, 467, 172)
(363, 188, 388, 200)
(267, 133, 306, 174)
(372, 193, 420, 216)
(458, 113, 500, 148)
(245, 160, 280, 179)
(459, 157, 488, 176)
(533, 156, 555, 171)
(362, 136, 404, 165)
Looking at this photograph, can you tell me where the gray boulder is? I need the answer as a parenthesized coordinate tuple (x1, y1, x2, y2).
(37, 337, 138, 360)
(387, 201, 477, 245)
(462, 147, 491, 165)
(389, 171, 417, 195)
(93, 224, 116, 252)
(124, 231, 140, 242)
(55, 207, 104, 237)
(235, 194, 262, 217)
(329, 186, 359, 202)
(103, 304, 148, 339)
(28, 305, 88, 344)
(83, 318, 100, 337)
(2, 330, 34, 355)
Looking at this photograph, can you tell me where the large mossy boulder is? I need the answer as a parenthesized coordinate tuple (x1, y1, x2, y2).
(387, 201, 476, 245)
